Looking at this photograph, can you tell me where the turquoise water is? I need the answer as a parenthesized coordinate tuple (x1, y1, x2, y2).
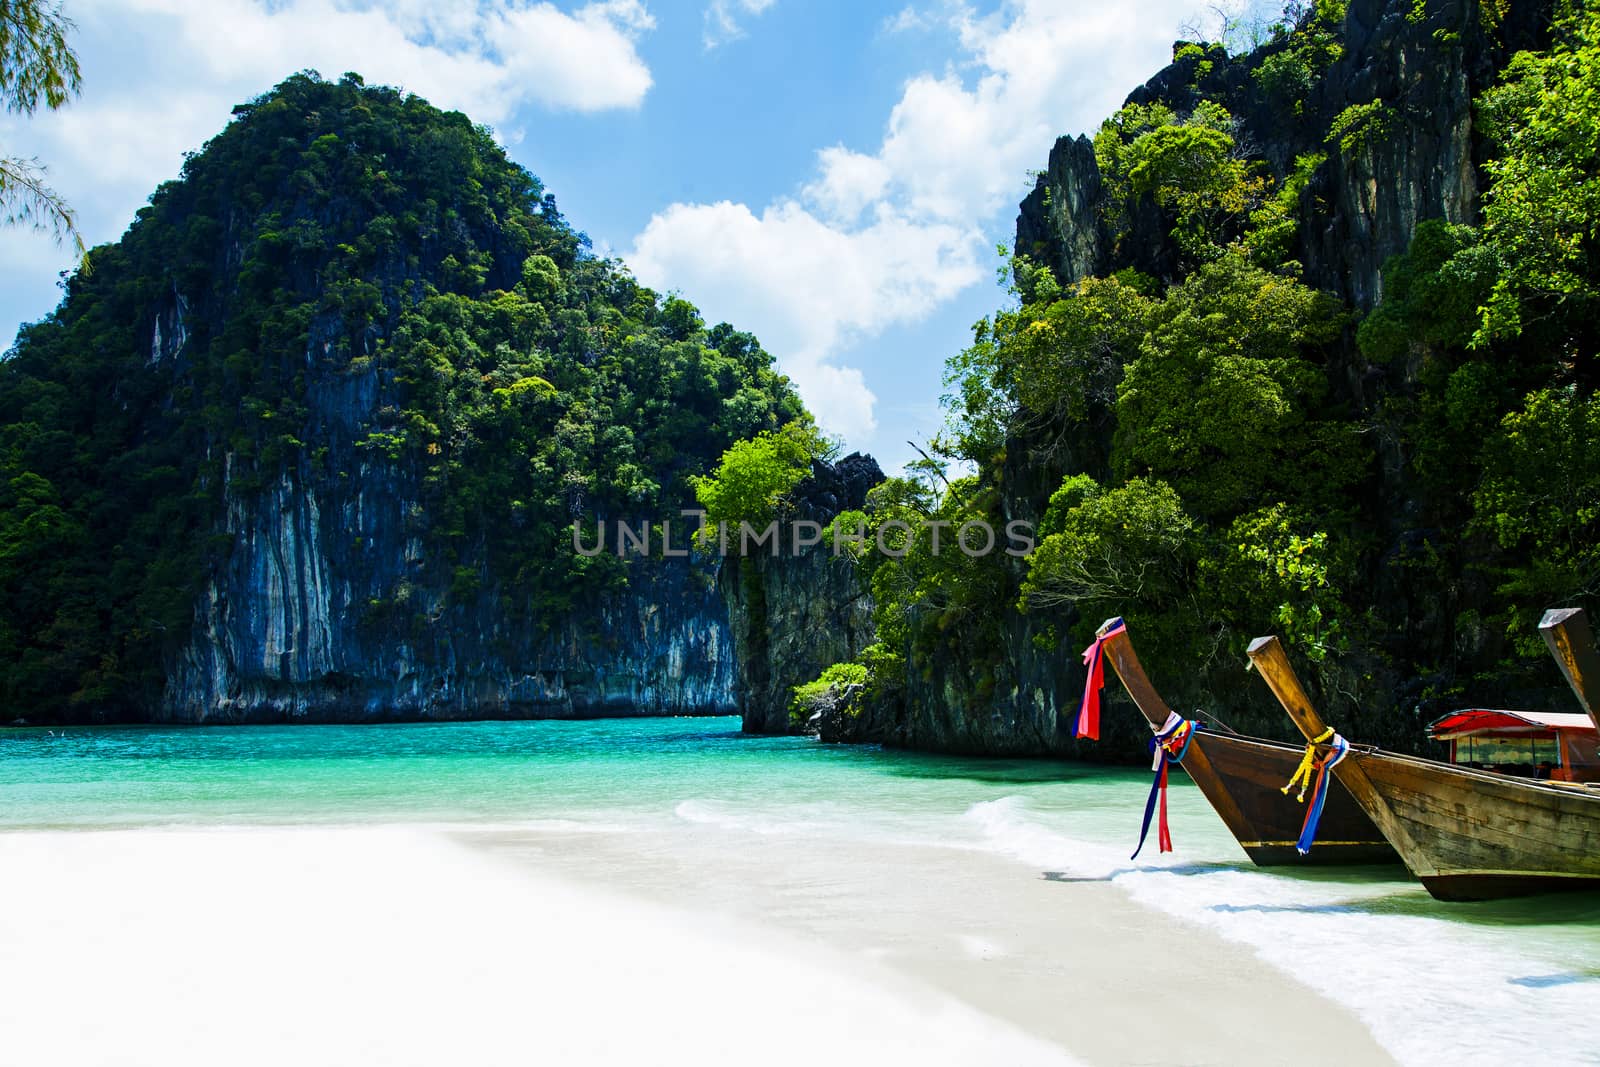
(5, 717, 1600, 1063)
(0, 717, 1174, 841)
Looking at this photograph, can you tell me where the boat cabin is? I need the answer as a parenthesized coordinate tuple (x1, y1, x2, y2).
(1429, 709, 1600, 783)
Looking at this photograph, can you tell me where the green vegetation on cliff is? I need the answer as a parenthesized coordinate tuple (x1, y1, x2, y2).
(0, 72, 802, 721)
(689, 419, 832, 537)
(790, 0, 1599, 753)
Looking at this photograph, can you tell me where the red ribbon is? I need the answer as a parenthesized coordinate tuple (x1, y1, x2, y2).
(1075, 618, 1126, 740)
(1131, 755, 1174, 860)
(1156, 761, 1173, 853)
(1132, 714, 1193, 859)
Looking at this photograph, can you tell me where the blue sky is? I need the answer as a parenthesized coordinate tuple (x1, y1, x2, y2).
(0, 0, 1210, 472)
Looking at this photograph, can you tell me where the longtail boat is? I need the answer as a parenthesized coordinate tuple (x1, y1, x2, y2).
(1090, 618, 1397, 866)
(1247, 626, 1600, 901)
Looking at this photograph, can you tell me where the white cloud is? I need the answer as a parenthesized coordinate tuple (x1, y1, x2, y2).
(7, 0, 657, 223)
(881, 5, 935, 34)
(630, 200, 981, 437)
(112, 0, 655, 122)
(878, 0, 1195, 224)
(702, 0, 775, 49)
(802, 147, 891, 225)
(626, 0, 1192, 444)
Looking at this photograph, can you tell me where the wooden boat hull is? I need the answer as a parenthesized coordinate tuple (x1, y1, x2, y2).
(1185, 732, 1399, 866)
(1089, 619, 1395, 866)
(1248, 629, 1600, 902)
(1345, 750, 1600, 901)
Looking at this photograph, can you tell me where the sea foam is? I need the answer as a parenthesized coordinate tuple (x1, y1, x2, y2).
(961, 795, 1600, 1067)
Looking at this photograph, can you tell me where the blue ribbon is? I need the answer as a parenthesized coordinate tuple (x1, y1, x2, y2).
(1131, 715, 1198, 860)
(1294, 733, 1349, 855)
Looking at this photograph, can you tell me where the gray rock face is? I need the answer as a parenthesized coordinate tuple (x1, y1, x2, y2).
(722, 547, 876, 735)
(160, 356, 735, 724)
(1017, 0, 1550, 310)
(721, 453, 882, 735)
(1302, 0, 1486, 309)
(889, 603, 1071, 756)
(1016, 135, 1108, 286)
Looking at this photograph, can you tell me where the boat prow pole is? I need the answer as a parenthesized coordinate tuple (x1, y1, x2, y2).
(1244, 635, 1431, 873)
(1096, 618, 1254, 835)
(1244, 635, 1330, 741)
(1095, 617, 1174, 731)
(1539, 607, 1600, 734)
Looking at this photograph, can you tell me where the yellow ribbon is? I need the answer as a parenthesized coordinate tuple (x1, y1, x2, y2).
(1282, 726, 1337, 803)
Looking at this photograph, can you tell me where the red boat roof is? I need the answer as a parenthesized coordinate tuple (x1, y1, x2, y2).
(1429, 708, 1597, 740)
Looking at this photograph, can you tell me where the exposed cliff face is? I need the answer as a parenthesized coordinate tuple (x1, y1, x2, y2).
(1019, 0, 1551, 309)
(156, 294, 738, 722)
(1016, 136, 1109, 286)
(0, 73, 799, 724)
(165, 463, 733, 722)
(722, 453, 882, 735)
(886, 606, 1067, 755)
(1296, 0, 1488, 308)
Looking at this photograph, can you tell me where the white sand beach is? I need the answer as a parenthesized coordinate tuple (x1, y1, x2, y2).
(0, 826, 1393, 1067)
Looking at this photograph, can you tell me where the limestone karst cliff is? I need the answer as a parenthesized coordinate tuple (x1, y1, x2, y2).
(1017, 0, 1554, 308)
(0, 72, 799, 723)
(735, 0, 1594, 760)
(719, 453, 883, 736)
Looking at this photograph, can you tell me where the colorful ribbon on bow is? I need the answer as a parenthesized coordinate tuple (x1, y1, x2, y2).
(1131, 710, 1198, 859)
(1075, 617, 1127, 741)
(1281, 725, 1350, 855)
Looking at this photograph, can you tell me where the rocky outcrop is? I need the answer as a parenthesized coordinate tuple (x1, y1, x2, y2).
(1300, 0, 1489, 308)
(1016, 135, 1108, 286)
(168, 548, 732, 723)
(163, 366, 735, 722)
(1018, 0, 1553, 309)
(722, 453, 882, 734)
(774, 0, 1563, 759)
(0, 73, 801, 727)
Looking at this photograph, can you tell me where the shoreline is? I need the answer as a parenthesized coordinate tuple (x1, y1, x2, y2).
(462, 823, 1395, 1067)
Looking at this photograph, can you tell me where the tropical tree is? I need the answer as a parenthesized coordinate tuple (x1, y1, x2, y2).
(688, 419, 831, 534)
(1, 0, 83, 251)
(1471, 0, 1600, 344)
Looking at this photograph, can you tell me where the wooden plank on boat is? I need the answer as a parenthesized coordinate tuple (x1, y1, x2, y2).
(1540, 607, 1600, 734)
(1190, 732, 1398, 865)
(1355, 751, 1600, 900)
(1247, 632, 1600, 902)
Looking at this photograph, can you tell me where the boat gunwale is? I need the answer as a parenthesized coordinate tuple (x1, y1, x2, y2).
(1337, 744, 1600, 798)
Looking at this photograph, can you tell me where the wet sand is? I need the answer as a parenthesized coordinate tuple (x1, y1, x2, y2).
(463, 825, 1397, 1067)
